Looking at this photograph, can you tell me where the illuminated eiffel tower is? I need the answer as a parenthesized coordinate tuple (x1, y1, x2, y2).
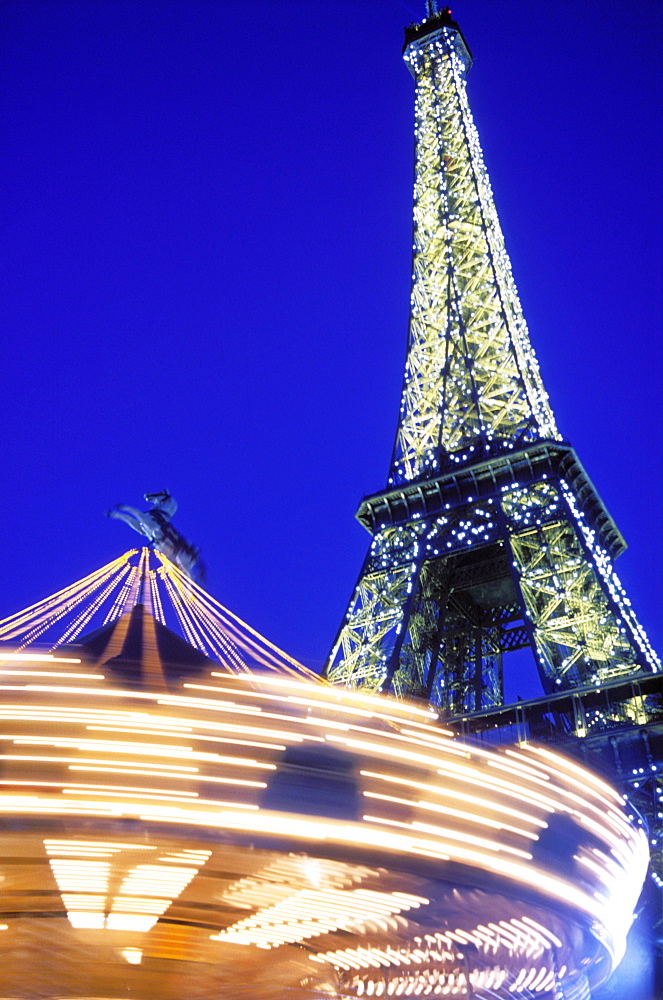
(324, 7, 659, 715)
(324, 13, 663, 967)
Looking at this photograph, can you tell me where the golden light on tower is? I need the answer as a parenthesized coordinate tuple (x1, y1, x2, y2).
(324, 7, 659, 707)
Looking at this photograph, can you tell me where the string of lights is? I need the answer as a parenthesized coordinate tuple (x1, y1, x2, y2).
(0, 548, 318, 682)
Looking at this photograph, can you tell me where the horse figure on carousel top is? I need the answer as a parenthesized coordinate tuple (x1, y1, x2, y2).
(106, 491, 205, 582)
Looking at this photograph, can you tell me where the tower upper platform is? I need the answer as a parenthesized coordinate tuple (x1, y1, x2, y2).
(403, 5, 472, 69)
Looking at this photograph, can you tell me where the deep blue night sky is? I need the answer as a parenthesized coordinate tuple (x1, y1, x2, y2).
(0, 4, 661, 994)
(1, 0, 661, 685)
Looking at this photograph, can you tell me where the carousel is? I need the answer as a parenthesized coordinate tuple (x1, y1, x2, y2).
(0, 549, 648, 999)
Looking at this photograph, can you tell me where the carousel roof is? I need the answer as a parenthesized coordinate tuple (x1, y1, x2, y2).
(0, 547, 318, 683)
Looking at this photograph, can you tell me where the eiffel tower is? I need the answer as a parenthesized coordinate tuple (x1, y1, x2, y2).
(325, 3, 659, 707)
(324, 9, 662, 976)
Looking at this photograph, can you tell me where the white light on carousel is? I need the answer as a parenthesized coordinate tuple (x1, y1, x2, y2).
(0, 603, 648, 995)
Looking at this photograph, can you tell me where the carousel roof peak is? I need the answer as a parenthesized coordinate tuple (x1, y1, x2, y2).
(60, 602, 220, 692)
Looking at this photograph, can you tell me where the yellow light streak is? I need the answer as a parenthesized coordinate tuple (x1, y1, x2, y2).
(363, 790, 537, 841)
(328, 732, 563, 813)
(66, 765, 268, 786)
(63, 789, 257, 810)
(0, 671, 101, 680)
(0, 754, 198, 772)
(0, 553, 134, 634)
(360, 770, 548, 828)
(521, 744, 627, 810)
(60, 782, 198, 799)
(158, 552, 318, 679)
(10, 736, 281, 770)
(210, 672, 440, 721)
(491, 749, 630, 841)
(364, 812, 532, 860)
(45, 840, 154, 854)
(85, 725, 285, 751)
(0, 653, 82, 663)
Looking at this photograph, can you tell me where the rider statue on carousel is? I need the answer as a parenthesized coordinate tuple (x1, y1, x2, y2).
(106, 491, 204, 582)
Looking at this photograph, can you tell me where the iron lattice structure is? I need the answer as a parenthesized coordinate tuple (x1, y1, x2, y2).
(324, 9, 660, 713)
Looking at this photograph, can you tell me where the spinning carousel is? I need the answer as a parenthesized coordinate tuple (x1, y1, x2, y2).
(0, 550, 648, 998)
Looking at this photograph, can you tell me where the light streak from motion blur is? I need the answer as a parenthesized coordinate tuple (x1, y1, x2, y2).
(0, 649, 649, 997)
